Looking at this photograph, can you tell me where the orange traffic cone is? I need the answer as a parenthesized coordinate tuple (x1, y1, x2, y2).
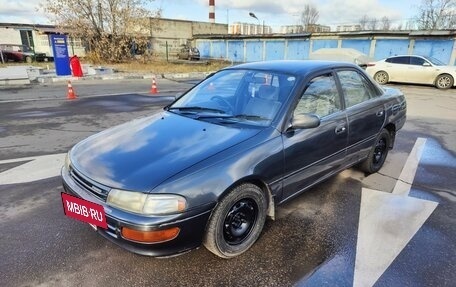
(150, 76, 159, 94)
(67, 80, 77, 100)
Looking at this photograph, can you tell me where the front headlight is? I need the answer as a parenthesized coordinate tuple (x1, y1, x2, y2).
(107, 189, 186, 215)
(143, 195, 186, 215)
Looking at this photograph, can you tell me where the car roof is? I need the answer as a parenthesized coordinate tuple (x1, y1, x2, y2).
(225, 60, 359, 75)
(386, 55, 424, 58)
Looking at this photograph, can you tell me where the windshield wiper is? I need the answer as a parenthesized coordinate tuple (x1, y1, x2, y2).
(197, 114, 269, 121)
(167, 106, 226, 114)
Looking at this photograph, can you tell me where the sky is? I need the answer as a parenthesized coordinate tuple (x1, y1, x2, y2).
(0, 0, 419, 31)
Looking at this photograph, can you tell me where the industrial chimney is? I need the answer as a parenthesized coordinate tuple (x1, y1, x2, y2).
(209, 0, 215, 23)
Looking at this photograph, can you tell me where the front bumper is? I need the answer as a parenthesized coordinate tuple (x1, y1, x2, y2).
(61, 166, 214, 257)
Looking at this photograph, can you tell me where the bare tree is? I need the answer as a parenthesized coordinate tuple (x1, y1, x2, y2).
(301, 4, 320, 32)
(406, 20, 417, 30)
(359, 15, 369, 30)
(381, 16, 391, 30)
(414, 0, 456, 30)
(368, 17, 378, 30)
(42, 0, 161, 62)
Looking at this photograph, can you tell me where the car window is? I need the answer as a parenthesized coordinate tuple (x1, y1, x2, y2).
(386, 56, 410, 64)
(410, 57, 426, 66)
(294, 73, 341, 119)
(337, 70, 372, 108)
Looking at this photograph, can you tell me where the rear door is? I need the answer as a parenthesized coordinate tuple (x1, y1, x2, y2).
(336, 69, 386, 164)
(281, 72, 348, 202)
(385, 56, 410, 82)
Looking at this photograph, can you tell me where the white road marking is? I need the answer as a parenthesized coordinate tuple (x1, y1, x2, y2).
(0, 153, 66, 185)
(353, 138, 438, 287)
(354, 189, 438, 287)
(392, 138, 427, 196)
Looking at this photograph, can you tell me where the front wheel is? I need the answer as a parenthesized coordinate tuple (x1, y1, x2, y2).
(374, 71, 389, 85)
(359, 129, 391, 174)
(203, 184, 267, 258)
(435, 74, 454, 90)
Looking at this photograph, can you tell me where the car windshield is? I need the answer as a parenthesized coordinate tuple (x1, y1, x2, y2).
(423, 56, 445, 66)
(168, 69, 297, 126)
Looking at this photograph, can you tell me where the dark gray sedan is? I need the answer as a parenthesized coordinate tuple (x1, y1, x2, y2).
(61, 60, 406, 258)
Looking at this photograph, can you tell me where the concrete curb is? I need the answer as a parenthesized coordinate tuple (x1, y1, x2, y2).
(34, 71, 213, 84)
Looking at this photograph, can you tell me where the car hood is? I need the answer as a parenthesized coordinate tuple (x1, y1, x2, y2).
(437, 65, 456, 75)
(70, 112, 260, 192)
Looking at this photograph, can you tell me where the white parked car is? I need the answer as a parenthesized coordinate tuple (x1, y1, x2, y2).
(366, 55, 456, 89)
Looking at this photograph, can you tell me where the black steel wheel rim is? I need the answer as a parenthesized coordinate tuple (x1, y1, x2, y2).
(223, 198, 258, 245)
(373, 137, 387, 166)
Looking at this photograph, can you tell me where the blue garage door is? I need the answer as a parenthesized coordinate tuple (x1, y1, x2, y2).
(287, 40, 310, 60)
(265, 41, 285, 61)
(196, 41, 211, 58)
(245, 41, 263, 62)
(212, 41, 227, 59)
(227, 41, 244, 63)
(341, 39, 371, 55)
(413, 40, 454, 65)
(312, 39, 338, 51)
(374, 39, 410, 60)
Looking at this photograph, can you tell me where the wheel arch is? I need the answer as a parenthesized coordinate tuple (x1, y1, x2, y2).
(434, 73, 454, 86)
(383, 123, 396, 149)
(217, 176, 276, 221)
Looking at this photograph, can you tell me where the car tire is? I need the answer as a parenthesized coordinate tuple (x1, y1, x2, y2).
(435, 74, 454, 90)
(25, 56, 32, 63)
(203, 183, 267, 258)
(374, 71, 389, 85)
(359, 129, 391, 174)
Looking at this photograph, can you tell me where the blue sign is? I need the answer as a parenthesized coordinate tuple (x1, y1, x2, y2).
(50, 35, 71, 76)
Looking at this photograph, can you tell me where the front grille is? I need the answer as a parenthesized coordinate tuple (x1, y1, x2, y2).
(69, 166, 110, 201)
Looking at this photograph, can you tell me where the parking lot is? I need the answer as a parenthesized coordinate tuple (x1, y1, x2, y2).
(0, 80, 455, 286)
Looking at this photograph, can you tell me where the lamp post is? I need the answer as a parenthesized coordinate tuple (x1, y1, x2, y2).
(249, 12, 263, 34)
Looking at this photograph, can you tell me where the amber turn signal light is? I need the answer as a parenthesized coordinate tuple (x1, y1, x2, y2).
(121, 227, 180, 243)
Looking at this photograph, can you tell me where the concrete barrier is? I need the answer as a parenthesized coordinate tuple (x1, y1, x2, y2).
(0, 66, 33, 85)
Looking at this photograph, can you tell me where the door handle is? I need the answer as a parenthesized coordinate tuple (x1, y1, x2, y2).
(335, 125, 346, 135)
(376, 110, 384, 117)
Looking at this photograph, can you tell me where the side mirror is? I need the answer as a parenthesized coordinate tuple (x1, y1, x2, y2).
(422, 62, 431, 67)
(290, 114, 320, 130)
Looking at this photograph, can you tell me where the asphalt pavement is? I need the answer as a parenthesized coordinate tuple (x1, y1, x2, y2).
(0, 82, 455, 287)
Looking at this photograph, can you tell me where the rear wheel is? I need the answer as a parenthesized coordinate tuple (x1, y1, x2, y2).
(25, 56, 32, 63)
(203, 183, 267, 258)
(435, 74, 453, 89)
(374, 71, 389, 85)
(359, 129, 391, 174)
